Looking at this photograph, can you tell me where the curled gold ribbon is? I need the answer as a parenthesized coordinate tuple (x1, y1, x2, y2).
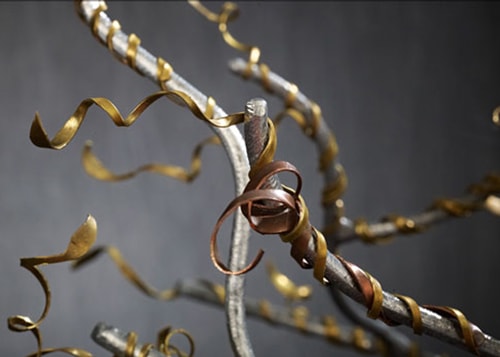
(82, 136, 221, 183)
(158, 326, 195, 357)
(30, 91, 245, 150)
(120, 326, 195, 357)
(423, 305, 481, 354)
(72, 245, 178, 301)
(188, 1, 261, 77)
(394, 294, 423, 335)
(7, 216, 97, 357)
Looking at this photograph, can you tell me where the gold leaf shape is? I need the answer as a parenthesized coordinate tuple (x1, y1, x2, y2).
(266, 261, 312, 302)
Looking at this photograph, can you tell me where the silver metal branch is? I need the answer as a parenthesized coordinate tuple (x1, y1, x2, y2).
(91, 279, 386, 355)
(229, 58, 351, 242)
(229, 57, 499, 246)
(231, 59, 424, 355)
(92, 323, 165, 357)
(299, 237, 500, 356)
(77, 2, 253, 356)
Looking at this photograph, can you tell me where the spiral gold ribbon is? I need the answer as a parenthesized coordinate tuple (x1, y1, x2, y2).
(30, 91, 244, 150)
(7, 216, 97, 357)
(120, 325, 195, 357)
(82, 136, 221, 183)
(72, 245, 178, 301)
(188, 1, 261, 78)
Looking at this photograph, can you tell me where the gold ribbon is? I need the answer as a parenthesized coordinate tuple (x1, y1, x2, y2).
(72, 245, 178, 301)
(266, 261, 312, 302)
(188, 0, 260, 77)
(7, 216, 97, 357)
(30, 91, 244, 150)
(82, 136, 221, 183)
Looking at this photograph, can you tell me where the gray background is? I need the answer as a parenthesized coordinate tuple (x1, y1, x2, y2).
(1, 1, 499, 356)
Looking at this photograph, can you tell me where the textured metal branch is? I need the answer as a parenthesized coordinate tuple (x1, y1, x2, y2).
(92, 322, 165, 357)
(229, 58, 351, 240)
(330, 287, 420, 357)
(177, 279, 380, 352)
(336, 194, 493, 243)
(297, 237, 500, 356)
(228, 60, 500, 354)
(230, 58, 498, 246)
(91, 280, 384, 355)
(230, 59, 424, 355)
(77, 2, 253, 357)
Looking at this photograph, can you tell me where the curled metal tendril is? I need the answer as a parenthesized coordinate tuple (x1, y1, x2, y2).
(120, 326, 195, 357)
(210, 160, 329, 286)
(72, 245, 179, 301)
(188, 1, 261, 78)
(30, 91, 245, 151)
(7, 216, 97, 357)
(82, 135, 221, 183)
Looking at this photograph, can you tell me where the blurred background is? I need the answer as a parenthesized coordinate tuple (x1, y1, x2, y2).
(1, 1, 499, 356)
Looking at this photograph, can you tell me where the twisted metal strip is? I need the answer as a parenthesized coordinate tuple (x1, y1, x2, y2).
(7, 217, 97, 357)
(30, 91, 245, 150)
(74, 3, 254, 356)
(82, 136, 221, 183)
(188, 1, 261, 79)
(72, 245, 179, 301)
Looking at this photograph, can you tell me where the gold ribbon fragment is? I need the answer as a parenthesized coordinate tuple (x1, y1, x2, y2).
(82, 136, 221, 183)
(7, 216, 97, 357)
(266, 261, 312, 302)
(493, 106, 500, 126)
(291, 306, 309, 333)
(423, 305, 481, 354)
(248, 119, 277, 179)
(30, 90, 245, 150)
(120, 326, 195, 357)
(158, 326, 195, 357)
(322, 315, 341, 342)
(72, 245, 178, 301)
(394, 294, 423, 335)
(188, 0, 260, 77)
(336, 256, 384, 320)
